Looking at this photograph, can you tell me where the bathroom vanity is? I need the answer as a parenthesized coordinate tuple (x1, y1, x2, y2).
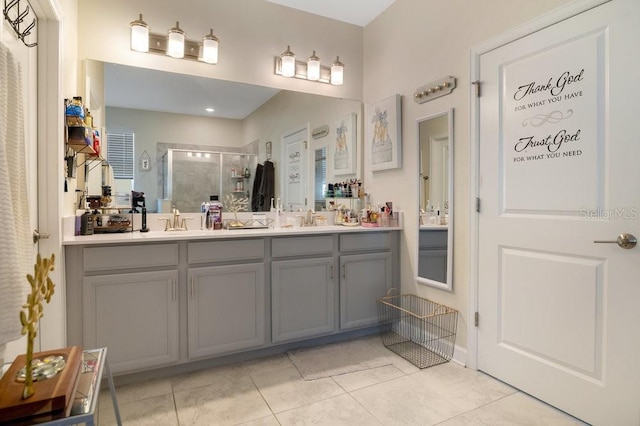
(64, 226, 400, 375)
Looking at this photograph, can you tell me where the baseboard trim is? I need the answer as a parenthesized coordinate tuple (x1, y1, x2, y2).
(451, 344, 467, 367)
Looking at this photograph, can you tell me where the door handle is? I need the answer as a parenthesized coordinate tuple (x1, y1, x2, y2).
(33, 230, 51, 244)
(594, 233, 637, 249)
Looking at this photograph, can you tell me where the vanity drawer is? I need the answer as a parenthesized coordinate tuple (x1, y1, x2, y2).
(271, 235, 334, 258)
(419, 229, 448, 249)
(83, 243, 179, 272)
(188, 239, 265, 264)
(340, 232, 391, 252)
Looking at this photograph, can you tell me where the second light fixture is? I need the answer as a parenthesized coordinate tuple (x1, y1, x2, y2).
(276, 46, 344, 85)
(130, 14, 219, 64)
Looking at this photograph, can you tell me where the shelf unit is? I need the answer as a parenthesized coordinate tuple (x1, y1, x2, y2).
(66, 126, 96, 155)
(326, 196, 363, 211)
(65, 125, 103, 171)
(230, 172, 250, 196)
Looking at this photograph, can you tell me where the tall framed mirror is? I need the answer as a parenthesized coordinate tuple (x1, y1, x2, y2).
(416, 109, 454, 291)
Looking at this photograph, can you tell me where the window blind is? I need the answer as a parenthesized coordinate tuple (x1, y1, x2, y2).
(107, 131, 134, 179)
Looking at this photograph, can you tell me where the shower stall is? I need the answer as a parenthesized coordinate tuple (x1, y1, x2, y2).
(162, 149, 258, 212)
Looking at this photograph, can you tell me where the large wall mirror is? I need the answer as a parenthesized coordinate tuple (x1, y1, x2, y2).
(416, 109, 454, 291)
(83, 60, 362, 213)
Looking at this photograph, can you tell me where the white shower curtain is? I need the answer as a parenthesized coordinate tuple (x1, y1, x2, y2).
(0, 41, 31, 348)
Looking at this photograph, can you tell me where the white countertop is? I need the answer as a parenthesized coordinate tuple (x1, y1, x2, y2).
(63, 223, 401, 246)
(420, 224, 448, 230)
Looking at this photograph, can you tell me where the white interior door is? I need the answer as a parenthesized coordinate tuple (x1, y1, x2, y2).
(282, 127, 308, 211)
(1, 13, 39, 361)
(476, 1, 640, 425)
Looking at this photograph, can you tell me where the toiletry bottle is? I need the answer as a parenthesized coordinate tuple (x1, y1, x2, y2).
(80, 209, 94, 235)
(209, 195, 223, 230)
(274, 203, 281, 228)
(93, 130, 101, 155)
(140, 207, 149, 232)
(85, 109, 93, 128)
(205, 207, 213, 230)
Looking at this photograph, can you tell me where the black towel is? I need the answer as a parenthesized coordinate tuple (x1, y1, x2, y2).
(251, 163, 264, 211)
(259, 160, 275, 211)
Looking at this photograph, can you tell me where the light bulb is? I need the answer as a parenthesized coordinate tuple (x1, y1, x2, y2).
(281, 45, 296, 78)
(307, 51, 320, 81)
(130, 14, 149, 53)
(330, 56, 344, 86)
(167, 22, 185, 58)
(201, 29, 219, 64)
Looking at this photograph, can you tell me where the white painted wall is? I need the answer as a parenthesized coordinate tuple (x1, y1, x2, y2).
(363, 0, 573, 348)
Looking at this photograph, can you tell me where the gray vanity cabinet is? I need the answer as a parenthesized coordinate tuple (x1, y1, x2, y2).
(187, 263, 266, 358)
(79, 243, 181, 374)
(83, 271, 179, 373)
(65, 230, 399, 377)
(270, 235, 336, 343)
(339, 252, 392, 329)
(339, 233, 393, 330)
(271, 257, 336, 343)
(186, 239, 266, 359)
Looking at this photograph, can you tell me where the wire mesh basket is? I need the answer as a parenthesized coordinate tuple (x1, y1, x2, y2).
(378, 292, 458, 369)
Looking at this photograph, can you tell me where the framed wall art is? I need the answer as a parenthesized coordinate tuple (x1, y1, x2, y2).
(332, 112, 357, 175)
(366, 94, 402, 171)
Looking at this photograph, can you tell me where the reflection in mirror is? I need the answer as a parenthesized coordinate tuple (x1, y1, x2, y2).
(314, 147, 327, 211)
(416, 109, 454, 291)
(164, 149, 257, 213)
(86, 60, 362, 213)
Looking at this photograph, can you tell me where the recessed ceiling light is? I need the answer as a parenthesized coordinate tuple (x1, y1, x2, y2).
(205, 107, 215, 112)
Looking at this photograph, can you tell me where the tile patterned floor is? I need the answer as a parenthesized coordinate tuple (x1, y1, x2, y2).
(98, 336, 585, 425)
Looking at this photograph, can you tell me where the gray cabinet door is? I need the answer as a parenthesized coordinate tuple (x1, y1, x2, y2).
(83, 270, 179, 373)
(272, 257, 335, 343)
(187, 263, 266, 358)
(340, 252, 392, 330)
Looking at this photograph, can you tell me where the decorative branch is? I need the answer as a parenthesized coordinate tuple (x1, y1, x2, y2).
(19, 254, 55, 399)
(222, 194, 249, 227)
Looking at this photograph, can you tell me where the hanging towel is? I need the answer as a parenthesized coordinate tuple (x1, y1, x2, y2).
(251, 163, 264, 211)
(0, 41, 31, 346)
(259, 160, 275, 211)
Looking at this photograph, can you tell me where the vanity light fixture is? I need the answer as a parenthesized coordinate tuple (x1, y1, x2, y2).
(129, 14, 219, 65)
(275, 46, 344, 85)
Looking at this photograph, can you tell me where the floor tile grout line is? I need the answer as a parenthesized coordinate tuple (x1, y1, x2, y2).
(248, 372, 282, 422)
(171, 389, 180, 426)
(344, 387, 387, 425)
(431, 391, 524, 426)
